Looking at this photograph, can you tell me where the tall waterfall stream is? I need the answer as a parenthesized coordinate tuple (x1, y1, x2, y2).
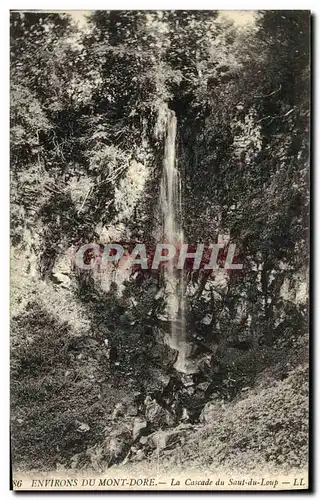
(159, 108, 191, 374)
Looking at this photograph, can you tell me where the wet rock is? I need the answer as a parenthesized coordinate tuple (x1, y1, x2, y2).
(151, 328, 178, 367)
(141, 425, 191, 453)
(177, 356, 202, 375)
(175, 385, 207, 422)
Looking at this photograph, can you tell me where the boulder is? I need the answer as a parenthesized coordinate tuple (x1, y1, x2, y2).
(200, 400, 225, 424)
(145, 398, 175, 428)
(148, 368, 171, 388)
(111, 402, 125, 421)
(51, 271, 71, 288)
(151, 328, 178, 367)
(101, 425, 132, 467)
(148, 428, 189, 451)
(176, 422, 193, 431)
(134, 449, 145, 461)
(132, 418, 148, 441)
(197, 381, 211, 392)
(112, 397, 138, 420)
(76, 422, 90, 433)
(139, 435, 150, 446)
(201, 313, 213, 325)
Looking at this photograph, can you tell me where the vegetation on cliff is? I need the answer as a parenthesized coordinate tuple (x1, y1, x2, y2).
(10, 10, 309, 472)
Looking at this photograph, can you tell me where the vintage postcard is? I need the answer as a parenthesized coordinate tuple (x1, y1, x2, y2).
(10, 10, 310, 491)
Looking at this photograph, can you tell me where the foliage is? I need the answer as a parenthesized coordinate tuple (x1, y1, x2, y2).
(10, 10, 309, 472)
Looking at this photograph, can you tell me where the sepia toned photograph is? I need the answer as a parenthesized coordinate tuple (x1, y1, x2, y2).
(10, 9, 310, 491)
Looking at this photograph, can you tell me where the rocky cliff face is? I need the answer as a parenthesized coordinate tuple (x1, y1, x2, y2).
(11, 10, 309, 473)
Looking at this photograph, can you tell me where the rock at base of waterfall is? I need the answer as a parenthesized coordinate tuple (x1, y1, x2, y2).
(148, 367, 171, 388)
(174, 354, 200, 375)
(150, 329, 178, 367)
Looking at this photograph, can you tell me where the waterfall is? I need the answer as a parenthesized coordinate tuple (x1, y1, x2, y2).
(159, 108, 187, 373)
